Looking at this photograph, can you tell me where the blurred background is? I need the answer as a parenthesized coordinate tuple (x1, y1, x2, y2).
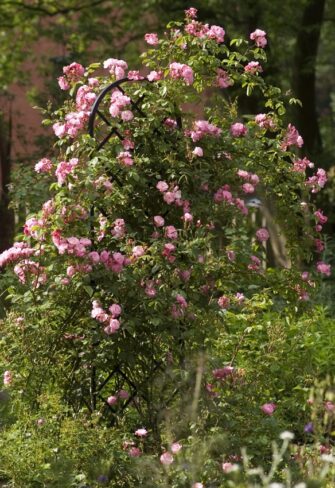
(0, 0, 334, 260)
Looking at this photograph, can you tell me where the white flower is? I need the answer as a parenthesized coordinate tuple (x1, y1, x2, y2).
(279, 431, 294, 441)
(269, 484, 284, 488)
(294, 483, 307, 488)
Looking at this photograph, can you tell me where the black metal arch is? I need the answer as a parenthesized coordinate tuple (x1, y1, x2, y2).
(88, 77, 148, 150)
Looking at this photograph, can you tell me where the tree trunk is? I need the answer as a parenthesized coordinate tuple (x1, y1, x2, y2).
(0, 111, 14, 253)
(294, 0, 326, 158)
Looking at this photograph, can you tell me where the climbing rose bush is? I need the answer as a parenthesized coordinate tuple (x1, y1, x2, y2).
(0, 6, 332, 487)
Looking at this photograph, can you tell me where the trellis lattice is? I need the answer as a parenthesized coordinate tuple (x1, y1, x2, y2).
(85, 77, 179, 418)
(88, 77, 148, 151)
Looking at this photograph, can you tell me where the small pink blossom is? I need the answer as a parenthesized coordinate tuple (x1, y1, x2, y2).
(107, 395, 118, 406)
(55, 158, 78, 185)
(207, 25, 225, 43)
(316, 261, 331, 276)
(176, 294, 188, 308)
(117, 151, 134, 166)
(103, 58, 128, 79)
(315, 239, 325, 253)
(118, 389, 129, 399)
(242, 183, 255, 194)
(188, 119, 222, 141)
(63, 62, 85, 81)
(88, 77, 99, 87)
(121, 110, 134, 121)
(132, 245, 145, 258)
(230, 122, 248, 137)
(255, 113, 274, 129)
(58, 76, 70, 90)
(250, 29, 267, 48)
(178, 269, 191, 281)
(183, 212, 193, 222)
(165, 225, 178, 239)
(222, 462, 235, 473)
(135, 428, 148, 437)
(213, 366, 234, 379)
(292, 157, 314, 172)
(256, 228, 270, 242)
(314, 209, 328, 225)
(162, 243, 176, 262)
(164, 118, 177, 129)
(185, 7, 197, 18)
(156, 181, 169, 192)
(235, 292, 245, 304)
(104, 318, 120, 334)
(214, 185, 233, 204)
(193, 146, 203, 157)
(216, 68, 232, 88)
(154, 215, 165, 227)
(129, 447, 142, 457)
(144, 33, 159, 45)
(217, 295, 230, 309)
(147, 70, 163, 81)
(261, 402, 277, 415)
(160, 452, 174, 465)
(109, 89, 131, 117)
(244, 61, 262, 74)
(169, 62, 194, 85)
(248, 255, 261, 271)
(281, 124, 304, 151)
(109, 304, 122, 317)
(306, 168, 328, 193)
(76, 85, 96, 111)
(53, 122, 67, 138)
(171, 442, 182, 454)
(3, 370, 12, 386)
(128, 70, 144, 81)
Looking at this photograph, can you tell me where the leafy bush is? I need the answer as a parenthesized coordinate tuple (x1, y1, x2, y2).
(0, 6, 333, 487)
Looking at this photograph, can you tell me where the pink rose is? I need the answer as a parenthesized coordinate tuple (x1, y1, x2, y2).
(192, 146, 203, 157)
(244, 61, 262, 74)
(185, 7, 197, 18)
(132, 245, 145, 258)
(129, 447, 142, 457)
(118, 389, 129, 399)
(144, 33, 159, 45)
(156, 181, 169, 192)
(108, 303, 122, 317)
(107, 395, 118, 406)
(3, 370, 12, 386)
(250, 29, 267, 48)
(218, 295, 230, 309)
(256, 228, 270, 242)
(261, 402, 277, 415)
(154, 215, 165, 227)
(171, 442, 182, 454)
(230, 123, 248, 137)
(135, 428, 148, 437)
(57, 76, 70, 90)
(160, 452, 174, 465)
(165, 225, 178, 239)
(316, 261, 331, 276)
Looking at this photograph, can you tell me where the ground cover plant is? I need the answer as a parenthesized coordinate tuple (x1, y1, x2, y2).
(0, 7, 334, 487)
